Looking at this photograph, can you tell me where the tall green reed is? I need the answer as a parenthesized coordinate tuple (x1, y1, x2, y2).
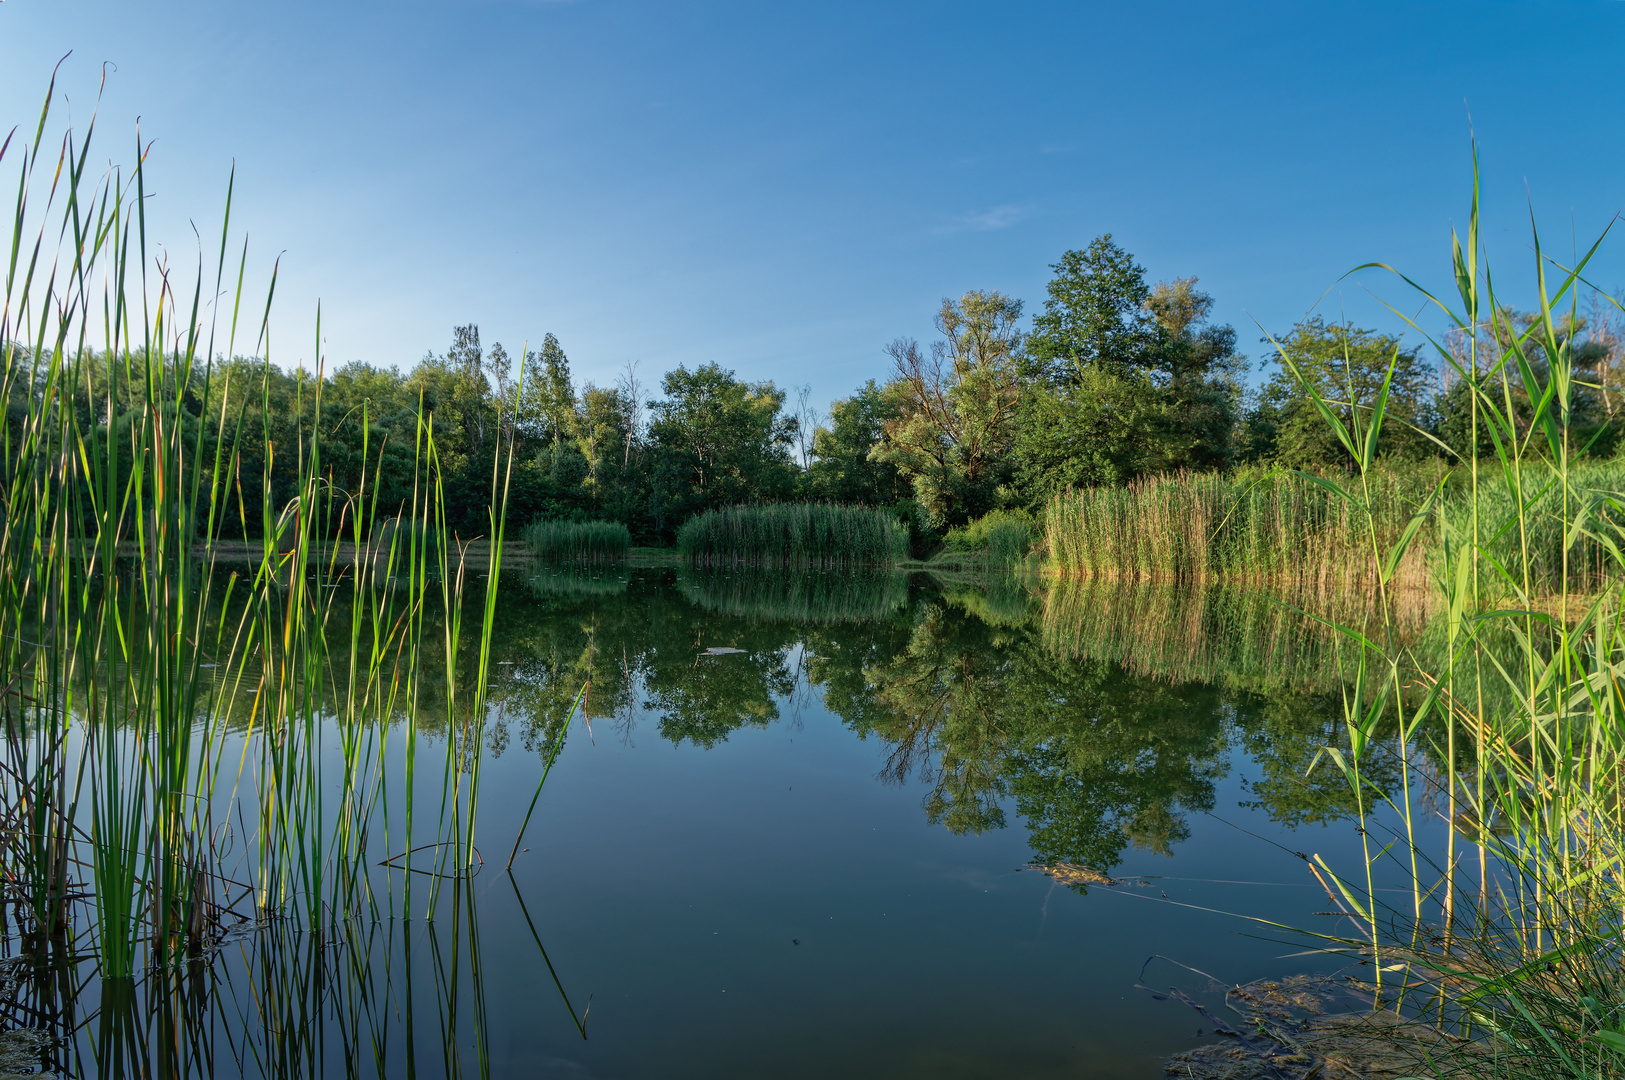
(0, 71, 538, 997)
(1044, 467, 1440, 589)
(1272, 151, 1625, 1076)
(676, 502, 908, 569)
(521, 518, 631, 562)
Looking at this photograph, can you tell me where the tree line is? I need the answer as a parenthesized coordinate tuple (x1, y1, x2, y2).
(22, 234, 1623, 546)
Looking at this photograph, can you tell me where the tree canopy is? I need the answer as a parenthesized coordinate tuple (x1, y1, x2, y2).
(45, 239, 1622, 552)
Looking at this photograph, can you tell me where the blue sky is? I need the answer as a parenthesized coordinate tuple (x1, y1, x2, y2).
(4, 1, 1624, 413)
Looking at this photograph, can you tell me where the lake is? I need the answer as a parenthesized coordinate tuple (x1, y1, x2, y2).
(28, 564, 1436, 1078)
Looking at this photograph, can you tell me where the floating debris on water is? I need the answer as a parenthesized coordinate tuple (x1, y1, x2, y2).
(1024, 861, 1146, 889)
(701, 647, 747, 656)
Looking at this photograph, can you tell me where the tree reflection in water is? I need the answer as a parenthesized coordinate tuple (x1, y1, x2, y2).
(483, 566, 1405, 882)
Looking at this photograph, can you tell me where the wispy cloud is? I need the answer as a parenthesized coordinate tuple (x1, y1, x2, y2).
(938, 204, 1029, 234)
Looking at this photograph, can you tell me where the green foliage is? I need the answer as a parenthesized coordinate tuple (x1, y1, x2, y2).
(647, 362, 798, 528)
(1143, 277, 1245, 472)
(1022, 235, 1158, 384)
(1241, 317, 1434, 468)
(1013, 243, 1244, 491)
(522, 517, 632, 561)
(520, 332, 577, 451)
(806, 379, 908, 504)
(870, 291, 1023, 526)
(943, 508, 1038, 568)
(675, 502, 908, 568)
(1011, 367, 1161, 504)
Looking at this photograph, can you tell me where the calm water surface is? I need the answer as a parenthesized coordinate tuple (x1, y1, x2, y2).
(73, 566, 1430, 1078)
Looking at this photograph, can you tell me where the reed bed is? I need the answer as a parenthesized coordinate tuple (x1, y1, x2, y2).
(522, 518, 631, 562)
(1044, 468, 1439, 590)
(677, 565, 909, 624)
(676, 503, 908, 569)
(1441, 457, 1625, 594)
(0, 75, 559, 1066)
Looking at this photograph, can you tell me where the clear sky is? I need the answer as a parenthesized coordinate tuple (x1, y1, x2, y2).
(4, 1, 1623, 412)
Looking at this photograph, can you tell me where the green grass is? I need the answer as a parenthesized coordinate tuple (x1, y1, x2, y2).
(523, 518, 631, 561)
(675, 503, 908, 569)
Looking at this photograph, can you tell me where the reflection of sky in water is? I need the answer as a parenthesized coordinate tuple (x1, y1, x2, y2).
(57, 567, 1439, 1078)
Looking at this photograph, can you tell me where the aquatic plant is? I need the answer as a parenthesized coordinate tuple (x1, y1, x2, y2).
(0, 69, 553, 1026)
(1267, 156, 1625, 1078)
(1043, 466, 1439, 589)
(521, 517, 631, 562)
(941, 508, 1039, 569)
(675, 502, 908, 568)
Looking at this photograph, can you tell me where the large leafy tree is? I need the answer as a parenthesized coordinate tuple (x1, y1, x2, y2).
(871, 291, 1023, 526)
(521, 332, 577, 453)
(574, 383, 626, 498)
(1142, 277, 1243, 472)
(1022, 235, 1158, 384)
(1011, 367, 1163, 506)
(1013, 240, 1165, 499)
(647, 363, 797, 520)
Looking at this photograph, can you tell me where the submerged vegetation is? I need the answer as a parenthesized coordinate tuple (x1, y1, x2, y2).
(675, 503, 908, 569)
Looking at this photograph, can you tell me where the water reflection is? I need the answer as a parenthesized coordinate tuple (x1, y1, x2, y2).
(677, 565, 910, 624)
(479, 567, 1400, 875)
(8, 565, 1418, 1076)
